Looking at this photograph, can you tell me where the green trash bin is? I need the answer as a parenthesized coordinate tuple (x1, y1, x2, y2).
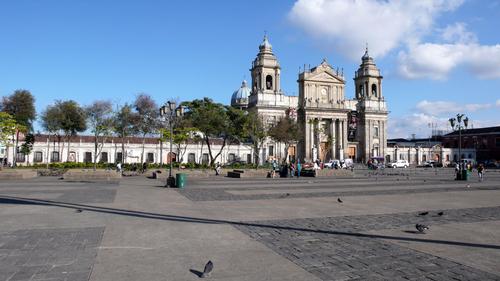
(461, 169, 468, 181)
(176, 173, 187, 188)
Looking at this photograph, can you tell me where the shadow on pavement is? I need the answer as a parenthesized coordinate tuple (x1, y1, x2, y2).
(1, 195, 500, 251)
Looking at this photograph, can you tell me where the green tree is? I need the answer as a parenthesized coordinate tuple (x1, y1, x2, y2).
(134, 94, 159, 167)
(0, 112, 17, 169)
(268, 117, 301, 163)
(162, 126, 198, 165)
(182, 98, 248, 166)
(58, 100, 87, 161)
(40, 104, 64, 168)
(244, 111, 267, 166)
(112, 103, 139, 164)
(1, 90, 36, 166)
(86, 100, 113, 170)
(20, 133, 35, 165)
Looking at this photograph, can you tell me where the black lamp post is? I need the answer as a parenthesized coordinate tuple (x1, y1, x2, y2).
(160, 101, 179, 187)
(449, 114, 469, 179)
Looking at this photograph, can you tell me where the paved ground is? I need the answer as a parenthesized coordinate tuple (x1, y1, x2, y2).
(0, 168, 499, 280)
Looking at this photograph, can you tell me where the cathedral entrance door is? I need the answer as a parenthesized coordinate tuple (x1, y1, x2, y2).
(320, 142, 330, 162)
(348, 147, 356, 160)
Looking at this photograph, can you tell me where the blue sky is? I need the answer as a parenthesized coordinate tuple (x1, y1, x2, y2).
(0, 0, 499, 138)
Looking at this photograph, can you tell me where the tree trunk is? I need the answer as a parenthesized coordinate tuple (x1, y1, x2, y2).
(13, 131, 20, 167)
(66, 135, 71, 162)
(46, 136, 50, 169)
(140, 136, 145, 171)
(121, 137, 125, 164)
(94, 133, 98, 171)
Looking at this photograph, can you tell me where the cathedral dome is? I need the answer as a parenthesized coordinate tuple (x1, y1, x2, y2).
(259, 35, 272, 51)
(231, 80, 251, 109)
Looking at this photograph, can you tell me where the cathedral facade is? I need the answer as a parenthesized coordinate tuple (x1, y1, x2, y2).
(230, 36, 388, 163)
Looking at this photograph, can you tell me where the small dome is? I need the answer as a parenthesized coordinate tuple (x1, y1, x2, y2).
(231, 80, 251, 108)
(362, 46, 372, 61)
(259, 35, 272, 51)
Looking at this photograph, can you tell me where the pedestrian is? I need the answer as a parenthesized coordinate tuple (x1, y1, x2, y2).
(455, 162, 459, 173)
(297, 160, 302, 178)
(116, 162, 122, 173)
(477, 163, 484, 182)
(290, 162, 295, 178)
(271, 159, 278, 178)
(142, 162, 147, 173)
(215, 162, 221, 176)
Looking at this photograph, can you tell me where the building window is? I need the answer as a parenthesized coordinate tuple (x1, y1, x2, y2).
(265, 75, 273, 90)
(359, 85, 364, 97)
(496, 138, 500, 147)
(16, 153, 25, 163)
(468, 153, 472, 159)
(374, 126, 379, 137)
(446, 154, 450, 162)
(84, 152, 92, 163)
(247, 154, 252, 164)
(453, 154, 457, 162)
(188, 153, 195, 163)
(202, 153, 209, 165)
(100, 152, 108, 163)
(34, 151, 43, 163)
(268, 145, 274, 157)
(116, 152, 123, 163)
(147, 153, 154, 163)
(51, 151, 60, 162)
(422, 155, 427, 162)
(228, 153, 235, 162)
(1, 148, 4, 154)
(372, 84, 377, 97)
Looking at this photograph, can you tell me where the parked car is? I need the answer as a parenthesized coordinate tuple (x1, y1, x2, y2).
(388, 159, 409, 168)
(324, 159, 340, 169)
(422, 160, 436, 168)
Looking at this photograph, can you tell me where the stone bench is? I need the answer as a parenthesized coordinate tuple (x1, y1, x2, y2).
(0, 169, 38, 180)
(63, 169, 121, 182)
(227, 170, 244, 178)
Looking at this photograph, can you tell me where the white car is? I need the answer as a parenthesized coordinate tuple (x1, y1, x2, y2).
(389, 160, 409, 168)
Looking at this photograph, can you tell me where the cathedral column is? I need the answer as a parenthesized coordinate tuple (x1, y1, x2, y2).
(341, 119, 348, 160)
(305, 119, 311, 161)
(330, 119, 336, 159)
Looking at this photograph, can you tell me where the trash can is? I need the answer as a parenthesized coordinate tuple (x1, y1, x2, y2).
(461, 169, 468, 181)
(176, 173, 187, 188)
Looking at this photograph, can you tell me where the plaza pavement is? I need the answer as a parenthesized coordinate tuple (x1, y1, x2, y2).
(0, 168, 499, 280)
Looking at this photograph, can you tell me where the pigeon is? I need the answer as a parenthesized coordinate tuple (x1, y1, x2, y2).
(75, 209, 83, 213)
(415, 224, 429, 233)
(200, 260, 213, 278)
(437, 211, 444, 216)
(418, 211, 429, 216)
(337, 198, 343, 203)
(466, 184, 471, 188)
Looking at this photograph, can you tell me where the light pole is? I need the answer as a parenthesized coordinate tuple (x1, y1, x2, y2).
(160, 101, 178, 187)
(449, 114, 469, 180)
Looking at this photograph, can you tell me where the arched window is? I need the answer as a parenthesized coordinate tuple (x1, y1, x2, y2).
(266, 75, 273, 90)
(34, 151, 43, 163)
(359, 85, 364, 97)
(372, 84, 377, 97)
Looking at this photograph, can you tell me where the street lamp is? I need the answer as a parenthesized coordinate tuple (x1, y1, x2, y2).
(160, 101, 179, 187)
(449, 114, 469, 180)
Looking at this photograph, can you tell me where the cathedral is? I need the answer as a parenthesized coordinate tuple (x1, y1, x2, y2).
(231, 36, 388, 164)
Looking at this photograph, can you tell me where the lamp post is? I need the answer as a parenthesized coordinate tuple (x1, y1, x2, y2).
(449, 114, 469, 180)
(160, 101, 178, 187)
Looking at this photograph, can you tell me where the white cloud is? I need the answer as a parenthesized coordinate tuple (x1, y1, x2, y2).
(416, 100, 492, 115)
(388, 113, 446, 138)
(398, 21, 500, 80)
(288, 0, 464, 59)
(440, 22, 477, 44)
(496, 99, 500, 107)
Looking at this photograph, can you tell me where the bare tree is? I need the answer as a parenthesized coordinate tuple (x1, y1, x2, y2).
(133, 94, 159, 167)
(86, 101, 113, 170)
(112, 103, 139, 165)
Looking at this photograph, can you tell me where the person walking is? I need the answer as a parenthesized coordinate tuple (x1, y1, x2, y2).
(297, 160, 302, 178)
(116, 162, 122, 173)
(477, 163, 484, 182)
(290, 162, 295, 178)
(215, 162, 221, 176)
(271, 159, 278, 178)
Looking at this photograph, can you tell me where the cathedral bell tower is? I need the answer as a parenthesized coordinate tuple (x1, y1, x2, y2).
(354, 47, 388, 163)
(250, 35, 281, 95)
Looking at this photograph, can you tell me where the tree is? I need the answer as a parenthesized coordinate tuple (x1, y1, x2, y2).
(244, 111, 267, 166)
(134, 94, 159, 166)
(57, 100, 87, 161)
(112, 103, 139, 164)
(40, 104, 64, 168)
(182, 98, 247, 166)
(162, 126, 198, 166)
(20, 133, 35, 165)
(1, 90, 36, 166)
(268, 117, 301, 163)
(0, 112, 17, 169)
(86, 101, 113, 170)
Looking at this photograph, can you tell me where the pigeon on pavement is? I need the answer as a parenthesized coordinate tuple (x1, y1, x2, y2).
(200, 260, 213, 278)
(75, 209, 83, 213)
(415, 224, 429, 233)
(418, 211, 429, 216)
(437, 211, 444, 216)
(337, 198, 343, 203)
